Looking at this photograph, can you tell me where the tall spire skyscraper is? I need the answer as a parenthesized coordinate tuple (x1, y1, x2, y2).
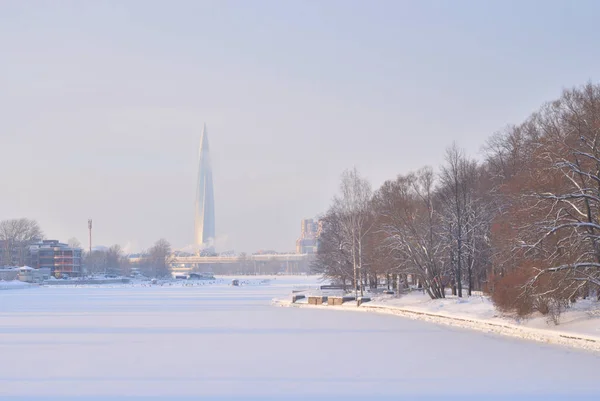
(194, 123, 215, 248)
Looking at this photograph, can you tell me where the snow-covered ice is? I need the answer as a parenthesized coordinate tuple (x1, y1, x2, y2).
(0, 276, 599, 400)
(0, 280, 33, 290)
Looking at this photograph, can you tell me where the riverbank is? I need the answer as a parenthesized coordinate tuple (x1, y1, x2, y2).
(274, 290, 600, 353)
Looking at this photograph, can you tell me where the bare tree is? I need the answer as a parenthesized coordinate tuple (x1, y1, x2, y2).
(118, 255, 132, 277)
(331, 168, 374, 299)
(376, 168, 447, 299)
(68, 237, 82, 249)
(311, 210, 354, 289)
(148, 239, 173, 278)
(438, 144, 482, 297)
(0, 218, 44, 266)
(84, 249, 107, 276)
(519, 84, 600, 297)
(106, 245, 123, 275)
(484, 120, 542, 282)
(485, 83, 600, 320)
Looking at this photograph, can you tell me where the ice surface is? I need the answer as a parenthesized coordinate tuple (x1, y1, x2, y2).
(0, 276, 599, 400)
(0, 280, 32, 290)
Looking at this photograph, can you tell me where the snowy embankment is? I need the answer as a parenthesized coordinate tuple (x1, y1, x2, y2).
(0, 280, 34, 290)
(274, 290, 600, 353)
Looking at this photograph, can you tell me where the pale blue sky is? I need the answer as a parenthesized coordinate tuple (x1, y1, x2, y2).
(1, 0, 598, 253)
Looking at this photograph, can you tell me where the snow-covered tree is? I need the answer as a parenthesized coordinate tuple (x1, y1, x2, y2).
(331, 168, 375, 297)
(375, 168, 447, 299)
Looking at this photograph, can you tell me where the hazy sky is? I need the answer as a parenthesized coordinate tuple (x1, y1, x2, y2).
(1, 0, 599, 253)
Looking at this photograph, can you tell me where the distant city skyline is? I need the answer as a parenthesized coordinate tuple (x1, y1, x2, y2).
(1, 1, 599, 253)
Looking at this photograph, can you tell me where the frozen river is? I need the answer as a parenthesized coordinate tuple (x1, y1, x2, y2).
(0, 277, 599, 400)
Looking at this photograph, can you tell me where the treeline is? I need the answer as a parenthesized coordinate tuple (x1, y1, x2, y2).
(313, 82, 600, 320)
(87, 239, 173, 278)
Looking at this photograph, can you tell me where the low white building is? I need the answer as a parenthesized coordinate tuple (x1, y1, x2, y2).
(17, 266, 50, 283)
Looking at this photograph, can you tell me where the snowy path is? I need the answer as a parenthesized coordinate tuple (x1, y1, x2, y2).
(0, 278, 599, 400)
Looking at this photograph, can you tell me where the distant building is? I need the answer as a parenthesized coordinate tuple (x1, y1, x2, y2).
(195, 123, 216, 249)
(28, 240, 83, 277)
(17, 266, 51, 283)
(0, 239, 41, 266)
(296, 218, 318, 254)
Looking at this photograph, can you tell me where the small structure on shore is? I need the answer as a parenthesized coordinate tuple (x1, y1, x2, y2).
(328, 295, 356, 305)
(189, 272, 215, 280)
(308, 296, 327, 305)
(17, 266, 50, 283)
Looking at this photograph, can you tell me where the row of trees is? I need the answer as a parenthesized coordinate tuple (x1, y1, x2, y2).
(313, 149, 491, 299)
(83, 243, 131, 277)
(83, 239, 173, 278)
(313, 82, 600, 319)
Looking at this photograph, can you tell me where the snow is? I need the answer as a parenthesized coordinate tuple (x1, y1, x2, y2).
(0, 280, 33, 290)
(277, 289, 600, 352)
(365, 290, 600, 339)
(0, 276, 599, 400)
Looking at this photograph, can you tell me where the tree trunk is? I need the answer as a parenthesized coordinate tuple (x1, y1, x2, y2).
(467, 254, 473, 297)
(358, 238, 364, 297)
(456, 238, 463, 298)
